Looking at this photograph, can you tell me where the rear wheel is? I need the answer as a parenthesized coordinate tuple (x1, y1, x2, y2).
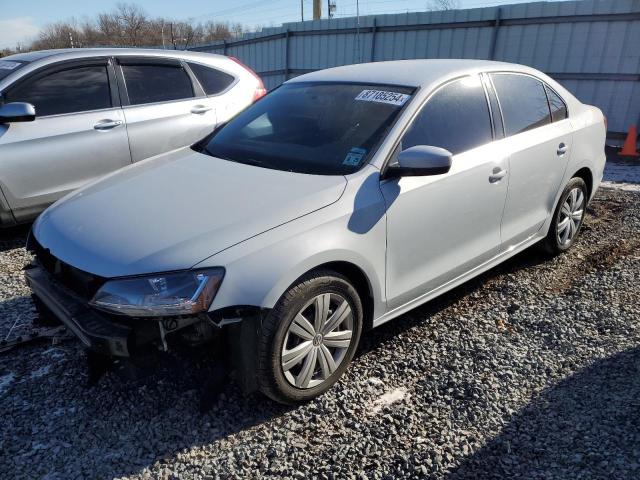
(543, 177, 587, 254)
(257, 271, 362, 404)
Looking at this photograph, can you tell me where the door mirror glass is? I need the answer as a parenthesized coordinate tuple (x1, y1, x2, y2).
(388, 145, 452, 177)
(0, 102, 36, 123)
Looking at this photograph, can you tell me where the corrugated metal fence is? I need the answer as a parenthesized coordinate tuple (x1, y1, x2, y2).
(190, 0, 640, 135)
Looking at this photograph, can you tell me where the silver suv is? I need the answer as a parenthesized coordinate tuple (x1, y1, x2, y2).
(0, 48, 265, 226)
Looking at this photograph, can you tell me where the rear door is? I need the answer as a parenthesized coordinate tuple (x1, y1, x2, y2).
(116, 57, 219, 162)
(0, 58, 130, 221)
(490, 73, 572, 248)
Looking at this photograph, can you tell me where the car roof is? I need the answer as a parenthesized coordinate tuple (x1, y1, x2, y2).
(2, 47, 225, 64)
(288, 59, 531, 88)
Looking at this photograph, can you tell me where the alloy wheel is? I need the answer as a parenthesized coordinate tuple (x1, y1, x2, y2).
(281, 293, 354, 389)
(556, 187, 585, 247)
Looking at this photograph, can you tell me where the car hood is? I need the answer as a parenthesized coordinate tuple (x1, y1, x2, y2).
(33, 148, 347, 278)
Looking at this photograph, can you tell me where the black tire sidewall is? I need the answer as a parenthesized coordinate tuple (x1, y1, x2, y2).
(259, 272, 363, 404)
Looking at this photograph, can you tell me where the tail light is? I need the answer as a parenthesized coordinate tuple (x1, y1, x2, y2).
(229, 56, 267, 101)
(603, 115, 608, 130)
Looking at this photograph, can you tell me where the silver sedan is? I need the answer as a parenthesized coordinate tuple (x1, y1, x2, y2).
(26, 59, 606, 404)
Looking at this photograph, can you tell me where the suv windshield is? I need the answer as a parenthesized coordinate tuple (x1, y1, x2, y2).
(0, 60, 28, 82)
(199, 82, 414, 175)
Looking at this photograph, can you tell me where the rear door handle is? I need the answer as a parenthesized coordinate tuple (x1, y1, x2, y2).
(557, 143, 568, 156)
(94, 119, 123, 130)
(489, 166, 508, 183)
(190, 105, 212, 115)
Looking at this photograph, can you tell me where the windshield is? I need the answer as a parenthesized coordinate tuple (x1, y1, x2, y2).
(198, 82, 415, 175)
(0, 60, 28, 82)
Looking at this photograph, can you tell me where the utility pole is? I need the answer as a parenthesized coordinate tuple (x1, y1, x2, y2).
(300, 0, 304, 21)
(313, 0, 321, 20)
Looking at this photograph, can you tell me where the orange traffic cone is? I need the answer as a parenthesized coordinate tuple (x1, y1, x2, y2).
(620, 125, 639, 157)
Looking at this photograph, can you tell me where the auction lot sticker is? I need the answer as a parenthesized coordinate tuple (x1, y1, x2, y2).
(355, 89, 410, 106)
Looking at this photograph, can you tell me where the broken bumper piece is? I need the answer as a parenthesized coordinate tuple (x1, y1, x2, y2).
(25, 265, 134, 357)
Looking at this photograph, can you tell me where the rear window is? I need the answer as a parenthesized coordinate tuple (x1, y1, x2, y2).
(0, 60, 28, 81)
(188, 62, 235, 95)
(199, 82, 414, 175)
(122, 64, 194, 105)
(545, 85, 568, 122)
(490, 73, 551, 136)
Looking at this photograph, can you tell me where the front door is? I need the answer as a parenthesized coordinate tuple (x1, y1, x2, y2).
(0, 58, 131, 221)
(381, 75, 509, 310)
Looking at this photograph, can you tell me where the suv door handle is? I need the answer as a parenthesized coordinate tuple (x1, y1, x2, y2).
(557, 143, 568, 156)
(190, 105, 212, 114)
(94, 119, 123, 130)
(489, 167, 508, 183)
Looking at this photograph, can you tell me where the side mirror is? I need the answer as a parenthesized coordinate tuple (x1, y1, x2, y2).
(387, 145, 452, 177)
(0, 102, 36, 123)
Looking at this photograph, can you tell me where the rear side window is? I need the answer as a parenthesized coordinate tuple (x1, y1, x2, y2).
(402, 75, 492, 155)
(121, 64, 194, 105)
(545, 85, 568, 122)
(491, 73, 551, 136)
(188, 62, 235, 95)
(5, 65, 111, 117)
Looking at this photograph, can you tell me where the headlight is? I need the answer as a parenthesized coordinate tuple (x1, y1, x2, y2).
(90, 268, 224, 317)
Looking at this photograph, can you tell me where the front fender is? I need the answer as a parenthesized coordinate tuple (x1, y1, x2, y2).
(196, 167, 388, 320)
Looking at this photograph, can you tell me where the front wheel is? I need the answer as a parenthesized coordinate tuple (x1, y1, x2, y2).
(543, 177, 588, 254)
(257, 270, 363, 404)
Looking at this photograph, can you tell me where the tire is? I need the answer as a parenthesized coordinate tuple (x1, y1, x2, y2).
(257, 270, 363, 404)
(542, 177, 588, 255)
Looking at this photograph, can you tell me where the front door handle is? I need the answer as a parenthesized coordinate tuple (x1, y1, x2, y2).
(557, 143, 568, 156)
(94, 119, 123, 130)
(190, 105, 213, 115)
(489, 166, 508, 183)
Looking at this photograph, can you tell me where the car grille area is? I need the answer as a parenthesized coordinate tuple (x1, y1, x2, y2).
(27, 233, 106, 301)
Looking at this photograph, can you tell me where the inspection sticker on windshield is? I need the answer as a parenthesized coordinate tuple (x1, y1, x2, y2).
(343, 147, 367, 166)
(0, 61, 20, 70)
(355, 89, 410, 106)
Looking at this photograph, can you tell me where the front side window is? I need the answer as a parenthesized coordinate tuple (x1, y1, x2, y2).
(401, 75, 492, 155)
(491, 73, 551, 136)
(188, 62, 235, 95)
(199, 82, 414, 175)
(5, 65, 111, 116)
(0, 59, 29, 81)
(121, 64, 194, 105)
(545, 85, 568, 122)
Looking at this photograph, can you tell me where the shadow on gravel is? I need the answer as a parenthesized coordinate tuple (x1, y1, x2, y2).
(449, 346, 640, 479)
(0, 224, 29, 253)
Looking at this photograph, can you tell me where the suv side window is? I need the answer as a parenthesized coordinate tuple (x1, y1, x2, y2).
(545, 85, 568, 122)
(121, 63, 194, 105)
(401, 75, 492, 155)
(5, 65, 111, 117)
(187, 62, 235, 95)
(490, 73, 551, 136)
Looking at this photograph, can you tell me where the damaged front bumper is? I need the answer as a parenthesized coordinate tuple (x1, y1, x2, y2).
(25, 263, 219, 358)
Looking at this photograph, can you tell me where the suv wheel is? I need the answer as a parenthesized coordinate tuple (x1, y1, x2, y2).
(257, 270, 363, 404)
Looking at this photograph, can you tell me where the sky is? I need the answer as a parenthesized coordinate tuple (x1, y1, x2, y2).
(1, 0, 565, 49)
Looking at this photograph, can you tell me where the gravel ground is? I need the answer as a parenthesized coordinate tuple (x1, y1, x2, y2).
(0, 182, 639, 479)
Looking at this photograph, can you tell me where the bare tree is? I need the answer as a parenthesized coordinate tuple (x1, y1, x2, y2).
(11, 2, 245, 53)
(427, 0, 461, 11)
